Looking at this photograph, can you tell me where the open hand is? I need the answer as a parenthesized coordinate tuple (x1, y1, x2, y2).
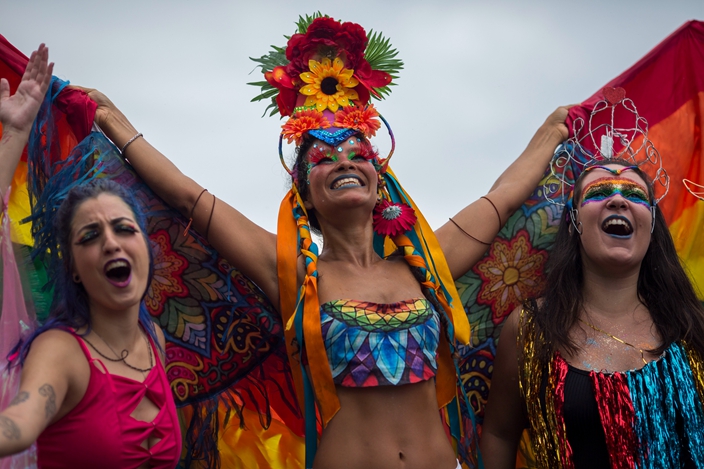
(0, 44, 53, 134)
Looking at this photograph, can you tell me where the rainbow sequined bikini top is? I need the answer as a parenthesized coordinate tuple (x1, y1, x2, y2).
(320, 298, 440, 387)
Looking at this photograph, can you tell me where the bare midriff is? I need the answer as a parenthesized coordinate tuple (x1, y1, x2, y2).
(312, 380, 457, 469)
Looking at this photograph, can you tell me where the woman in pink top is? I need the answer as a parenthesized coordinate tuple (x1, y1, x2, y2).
(0, 46, 180, 469)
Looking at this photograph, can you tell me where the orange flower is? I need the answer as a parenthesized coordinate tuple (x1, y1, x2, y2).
(281, 109, 330, 145)
(474, 231, 546, 321)
(333, 103, 382, 137)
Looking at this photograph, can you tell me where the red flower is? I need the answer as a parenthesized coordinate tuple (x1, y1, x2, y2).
(281, 109, 330, 145)
(145, 230, 188, 316)
(265, 65, 298, 116)
(373, 200, 417, 237)
(285, 17, 368, 77)
(333, 103, 381, 137)
(354, 60, 392, 99)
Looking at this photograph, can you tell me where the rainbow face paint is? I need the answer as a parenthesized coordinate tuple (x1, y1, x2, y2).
(581, 178, 651, 208)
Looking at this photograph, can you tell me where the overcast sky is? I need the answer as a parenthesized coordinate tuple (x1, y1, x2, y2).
(2, 1, 702, 231)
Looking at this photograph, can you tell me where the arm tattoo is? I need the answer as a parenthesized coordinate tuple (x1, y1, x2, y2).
(8, 391, 29, 407)
(0, 416, 20, 440)
(38, 384, 57, 420)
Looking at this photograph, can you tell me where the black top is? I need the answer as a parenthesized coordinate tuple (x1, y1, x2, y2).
(562, 366, 611, 468)
(559, 365, 695, 469)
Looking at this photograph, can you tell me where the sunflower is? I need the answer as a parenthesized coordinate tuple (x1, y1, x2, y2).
(299, 57, 359, 112)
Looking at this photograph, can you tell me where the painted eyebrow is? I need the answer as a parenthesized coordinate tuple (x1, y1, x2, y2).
(75, 217, 135, 233)
(583, 177, 649, 191)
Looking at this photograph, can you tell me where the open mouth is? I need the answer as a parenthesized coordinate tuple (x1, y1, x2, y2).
(330, 174, 364, 190)
(104, 259, 132, 287)
(601, 215, 633, 238)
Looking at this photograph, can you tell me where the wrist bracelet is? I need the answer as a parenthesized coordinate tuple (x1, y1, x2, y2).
(121, 132, 143, 154)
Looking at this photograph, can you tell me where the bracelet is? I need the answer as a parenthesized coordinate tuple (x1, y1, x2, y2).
(204, 194, 216, 241)
(121, 132, 143, 154)
(481, 195, 503, 229)
(183, 188, 209, 236)
(448, 217, 492, 246)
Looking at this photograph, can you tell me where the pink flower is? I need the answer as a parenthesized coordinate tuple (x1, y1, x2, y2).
(373, 200, 417, 237)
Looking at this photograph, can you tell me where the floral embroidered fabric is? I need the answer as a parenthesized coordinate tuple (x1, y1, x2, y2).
(320, 298, 440, 387)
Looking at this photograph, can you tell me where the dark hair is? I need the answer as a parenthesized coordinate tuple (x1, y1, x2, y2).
(293, 134, 321, 232)
(533, 159, 704, 361)
(17, 179, 158, 362)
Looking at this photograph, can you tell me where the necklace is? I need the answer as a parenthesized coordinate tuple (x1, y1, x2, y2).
(579, 318, 648, 365)
(83, 328, 154, 373)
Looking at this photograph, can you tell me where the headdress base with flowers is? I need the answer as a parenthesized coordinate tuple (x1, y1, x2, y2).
(251, 13, 475, 467)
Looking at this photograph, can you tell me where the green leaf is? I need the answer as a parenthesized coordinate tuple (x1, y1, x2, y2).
(294, 12, 326, 34)
(364, 29, 404, 100)
(365, 30, 403, 73)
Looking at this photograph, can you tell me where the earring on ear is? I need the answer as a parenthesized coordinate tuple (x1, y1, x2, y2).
(73, 274, 81, 283)
(650, 205, 657, 233)
(376, 173, 386, 204)
(569, 208, 583, 235)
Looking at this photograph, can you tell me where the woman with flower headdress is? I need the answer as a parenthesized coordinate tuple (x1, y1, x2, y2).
(481, 96, 704, 467)
(0, 46, 181, 468)
(81, 14, 568, 469)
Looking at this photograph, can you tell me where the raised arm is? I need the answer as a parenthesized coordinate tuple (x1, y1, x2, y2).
(0, 45, 53, 197)
(77, 89, 281, 305)
(436, 106, 570, 279)
(480, 307, 529, 469)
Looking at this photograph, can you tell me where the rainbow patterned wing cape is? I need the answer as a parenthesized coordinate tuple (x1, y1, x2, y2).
(0, 34, 305, 468)
(456, 20, 704, 467)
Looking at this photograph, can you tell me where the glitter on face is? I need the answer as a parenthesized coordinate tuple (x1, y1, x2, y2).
(581, 178, 650, 208)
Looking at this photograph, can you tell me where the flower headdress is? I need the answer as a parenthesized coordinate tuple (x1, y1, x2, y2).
(250, 14, 400, 143)
(545, 87, 670, 208)
(250, 14, 472, 467)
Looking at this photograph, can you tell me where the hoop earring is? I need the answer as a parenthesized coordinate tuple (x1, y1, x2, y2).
(569, 208, 583, 235)
(650, 205, 657, 234)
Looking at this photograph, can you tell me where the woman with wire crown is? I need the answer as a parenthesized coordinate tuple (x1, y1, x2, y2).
(81, 14, 569, 469)
(481, 90, 704, 468)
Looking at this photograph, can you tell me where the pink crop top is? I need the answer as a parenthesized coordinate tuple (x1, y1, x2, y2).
(36, 330, 181, 469)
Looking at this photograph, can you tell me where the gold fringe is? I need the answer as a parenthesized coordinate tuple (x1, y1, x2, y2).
(517, 306, 564, 469)
(683, 341, 704, 405)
